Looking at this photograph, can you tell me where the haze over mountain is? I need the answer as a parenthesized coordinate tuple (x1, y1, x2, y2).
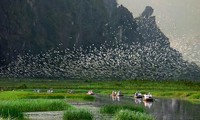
(118, 0, 200, 66)
(0, 0, 199, 80)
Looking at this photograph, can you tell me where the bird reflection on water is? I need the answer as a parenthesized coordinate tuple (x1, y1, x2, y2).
(143, 101, 153, 108)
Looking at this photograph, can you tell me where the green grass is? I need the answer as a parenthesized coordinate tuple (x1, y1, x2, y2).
(1, 78, 199, 90)
(65, 94, 95, 101)
(100, 104, 145, 114)
(0, 108, 24, 120)
(0, 99, 72, 120)
(0, 91, 95, 102)
(0, 99, 72, 112)
(114, 110, 155, 120)
(0, 91, 67, 100)
(63, 108, 93, 120)
(0, 78, 200, 101)
(0, 78, 199, 119)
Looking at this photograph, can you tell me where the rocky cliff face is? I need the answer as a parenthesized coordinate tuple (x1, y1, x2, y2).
(0, 0, 199, 80)
(135, 6, 200, 80)
(137, 6, 170, 47)
(0, 0, 141, 66)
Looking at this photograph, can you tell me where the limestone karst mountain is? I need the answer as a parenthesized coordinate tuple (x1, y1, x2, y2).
(0, 0, 141, 66)
(0, 0, 199, 80)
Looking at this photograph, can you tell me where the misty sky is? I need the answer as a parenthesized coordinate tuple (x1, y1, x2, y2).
(117, 0, 200, 38)
(117, 0, 200, 65)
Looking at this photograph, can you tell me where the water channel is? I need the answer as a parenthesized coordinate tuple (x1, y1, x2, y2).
(93, 95, 200, 120)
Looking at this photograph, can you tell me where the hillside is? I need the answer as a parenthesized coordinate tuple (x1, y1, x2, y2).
(0, 0, 199, 80)
(0, 0, 141, 65)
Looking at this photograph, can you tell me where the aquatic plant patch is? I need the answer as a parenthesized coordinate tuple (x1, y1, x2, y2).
(0, 108, 24, 120)
(0, 99, 72, 112)
(63, 108, 93, 120)
(114, 110, 155, 120)
(65, 93, 95, 101)
(100, 104, 145, 114)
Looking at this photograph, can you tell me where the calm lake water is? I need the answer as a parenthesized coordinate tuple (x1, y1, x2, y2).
(94, 95, 200, 120)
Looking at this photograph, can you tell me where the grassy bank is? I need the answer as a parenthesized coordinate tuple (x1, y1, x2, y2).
(0, 99, 72, 119)
(0, 91, 95, 101)
(0, 99, 72, 112)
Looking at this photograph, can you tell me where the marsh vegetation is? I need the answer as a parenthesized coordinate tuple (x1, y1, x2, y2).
(0, 78, 199, 119)
(114, 110, 155, 120)
(100, 104, 145, 114)
(63, 109, 93, 120)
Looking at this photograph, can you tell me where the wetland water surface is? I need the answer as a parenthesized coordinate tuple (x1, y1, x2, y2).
(148, 98, 200, 120)
(94, 95, 200, 120)
(25, 95, 200, 120)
